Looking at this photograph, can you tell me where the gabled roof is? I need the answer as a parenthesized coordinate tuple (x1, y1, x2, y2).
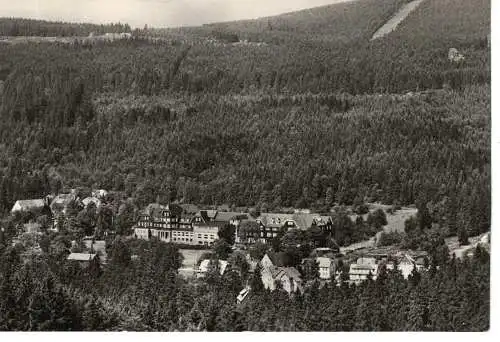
(11, 199, 45, 213)
(145, 203, 164, 217)
(215, 211, 250, 223)
(67, 253, 97, 261)
(273, 267, 302, 283)
(263, 251, 287, 268)
(144, 203, 183, 218)
(293, 213, 332, 230)
(165, 204, 183, 217)
(196, 210, 218, 222)
(179, 203, 200, 215)
(256, 213, 295, 228)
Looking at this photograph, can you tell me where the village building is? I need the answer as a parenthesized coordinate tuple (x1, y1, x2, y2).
(260, 253, 303, 294)
(133, 204, 249, 246)
(196, 259, 228, 278)
(91, 189, 109, 199)
(249, 212, 333, 244)
(11, 199, 47, 215)
(134, 203, 194, 243)
(83, 239, 107, 264)
(261, 266, 304, 294)
(82, 196, 101, 209)
(317, 257, 336, 280)
(23, 222, 42, 234)
(50, 193, 80, 216)
(395, 253, 428, 279)
(67, 253, 99, 269)
(349, 257, 379, 283)
(191, 210, 250, 246)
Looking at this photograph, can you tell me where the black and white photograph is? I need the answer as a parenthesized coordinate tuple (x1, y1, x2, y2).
(0, 0, 493, 334)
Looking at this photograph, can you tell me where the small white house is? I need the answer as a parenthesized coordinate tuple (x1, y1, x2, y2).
(349, 257, 378, 283)
(316, 257, 335, 280)
(196, 259, 228, 278)
(11, 199, 46, 214)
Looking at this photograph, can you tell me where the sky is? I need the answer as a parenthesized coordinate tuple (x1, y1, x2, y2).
(0, 0, 350, 28)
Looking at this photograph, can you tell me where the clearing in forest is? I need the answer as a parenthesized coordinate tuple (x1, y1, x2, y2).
(370, 0, 425, 40)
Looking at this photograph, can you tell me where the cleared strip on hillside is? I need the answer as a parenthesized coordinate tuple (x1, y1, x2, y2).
(370, 0, 425, 40)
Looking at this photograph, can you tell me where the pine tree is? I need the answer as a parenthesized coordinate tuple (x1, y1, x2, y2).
(458, 226, 469, 246)
(250, 264, 265, 293)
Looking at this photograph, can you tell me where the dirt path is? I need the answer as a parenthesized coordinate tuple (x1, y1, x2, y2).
(371, 0, 425, 41)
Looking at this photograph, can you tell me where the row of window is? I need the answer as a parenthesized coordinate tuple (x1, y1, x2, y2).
(134, 228, 218, 242)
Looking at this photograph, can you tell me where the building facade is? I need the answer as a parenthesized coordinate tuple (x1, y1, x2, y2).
(349, 257, 379, 283)
(133, 205, 248, 246)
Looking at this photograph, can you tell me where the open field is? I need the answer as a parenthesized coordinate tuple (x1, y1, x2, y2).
(342, 205, 417, 253)
(383, 207, 417, 233)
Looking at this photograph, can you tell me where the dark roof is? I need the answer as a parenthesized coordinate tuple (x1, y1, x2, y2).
(179, 203, 200, 215)
(265, 251, 287, 267)
(144, 203, 183, 218)
(215, 211, 250, 223)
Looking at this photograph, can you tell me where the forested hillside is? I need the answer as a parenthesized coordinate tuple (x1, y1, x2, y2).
(0, 0, 491, 332)
(0, 0, 490, 235)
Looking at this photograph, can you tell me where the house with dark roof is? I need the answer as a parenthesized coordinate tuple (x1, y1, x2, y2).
(134, 203, 194, 243)
(253, 212, 334, 243)
(50, 193, 81, 216)
(179, 203, 200, 216)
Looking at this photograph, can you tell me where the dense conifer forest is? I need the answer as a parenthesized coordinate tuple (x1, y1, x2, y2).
(0, 237, 491, 331)
(0, 0, 491, 331)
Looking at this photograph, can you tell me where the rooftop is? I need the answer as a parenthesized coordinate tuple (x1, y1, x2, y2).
(67, 253, 97, 261)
